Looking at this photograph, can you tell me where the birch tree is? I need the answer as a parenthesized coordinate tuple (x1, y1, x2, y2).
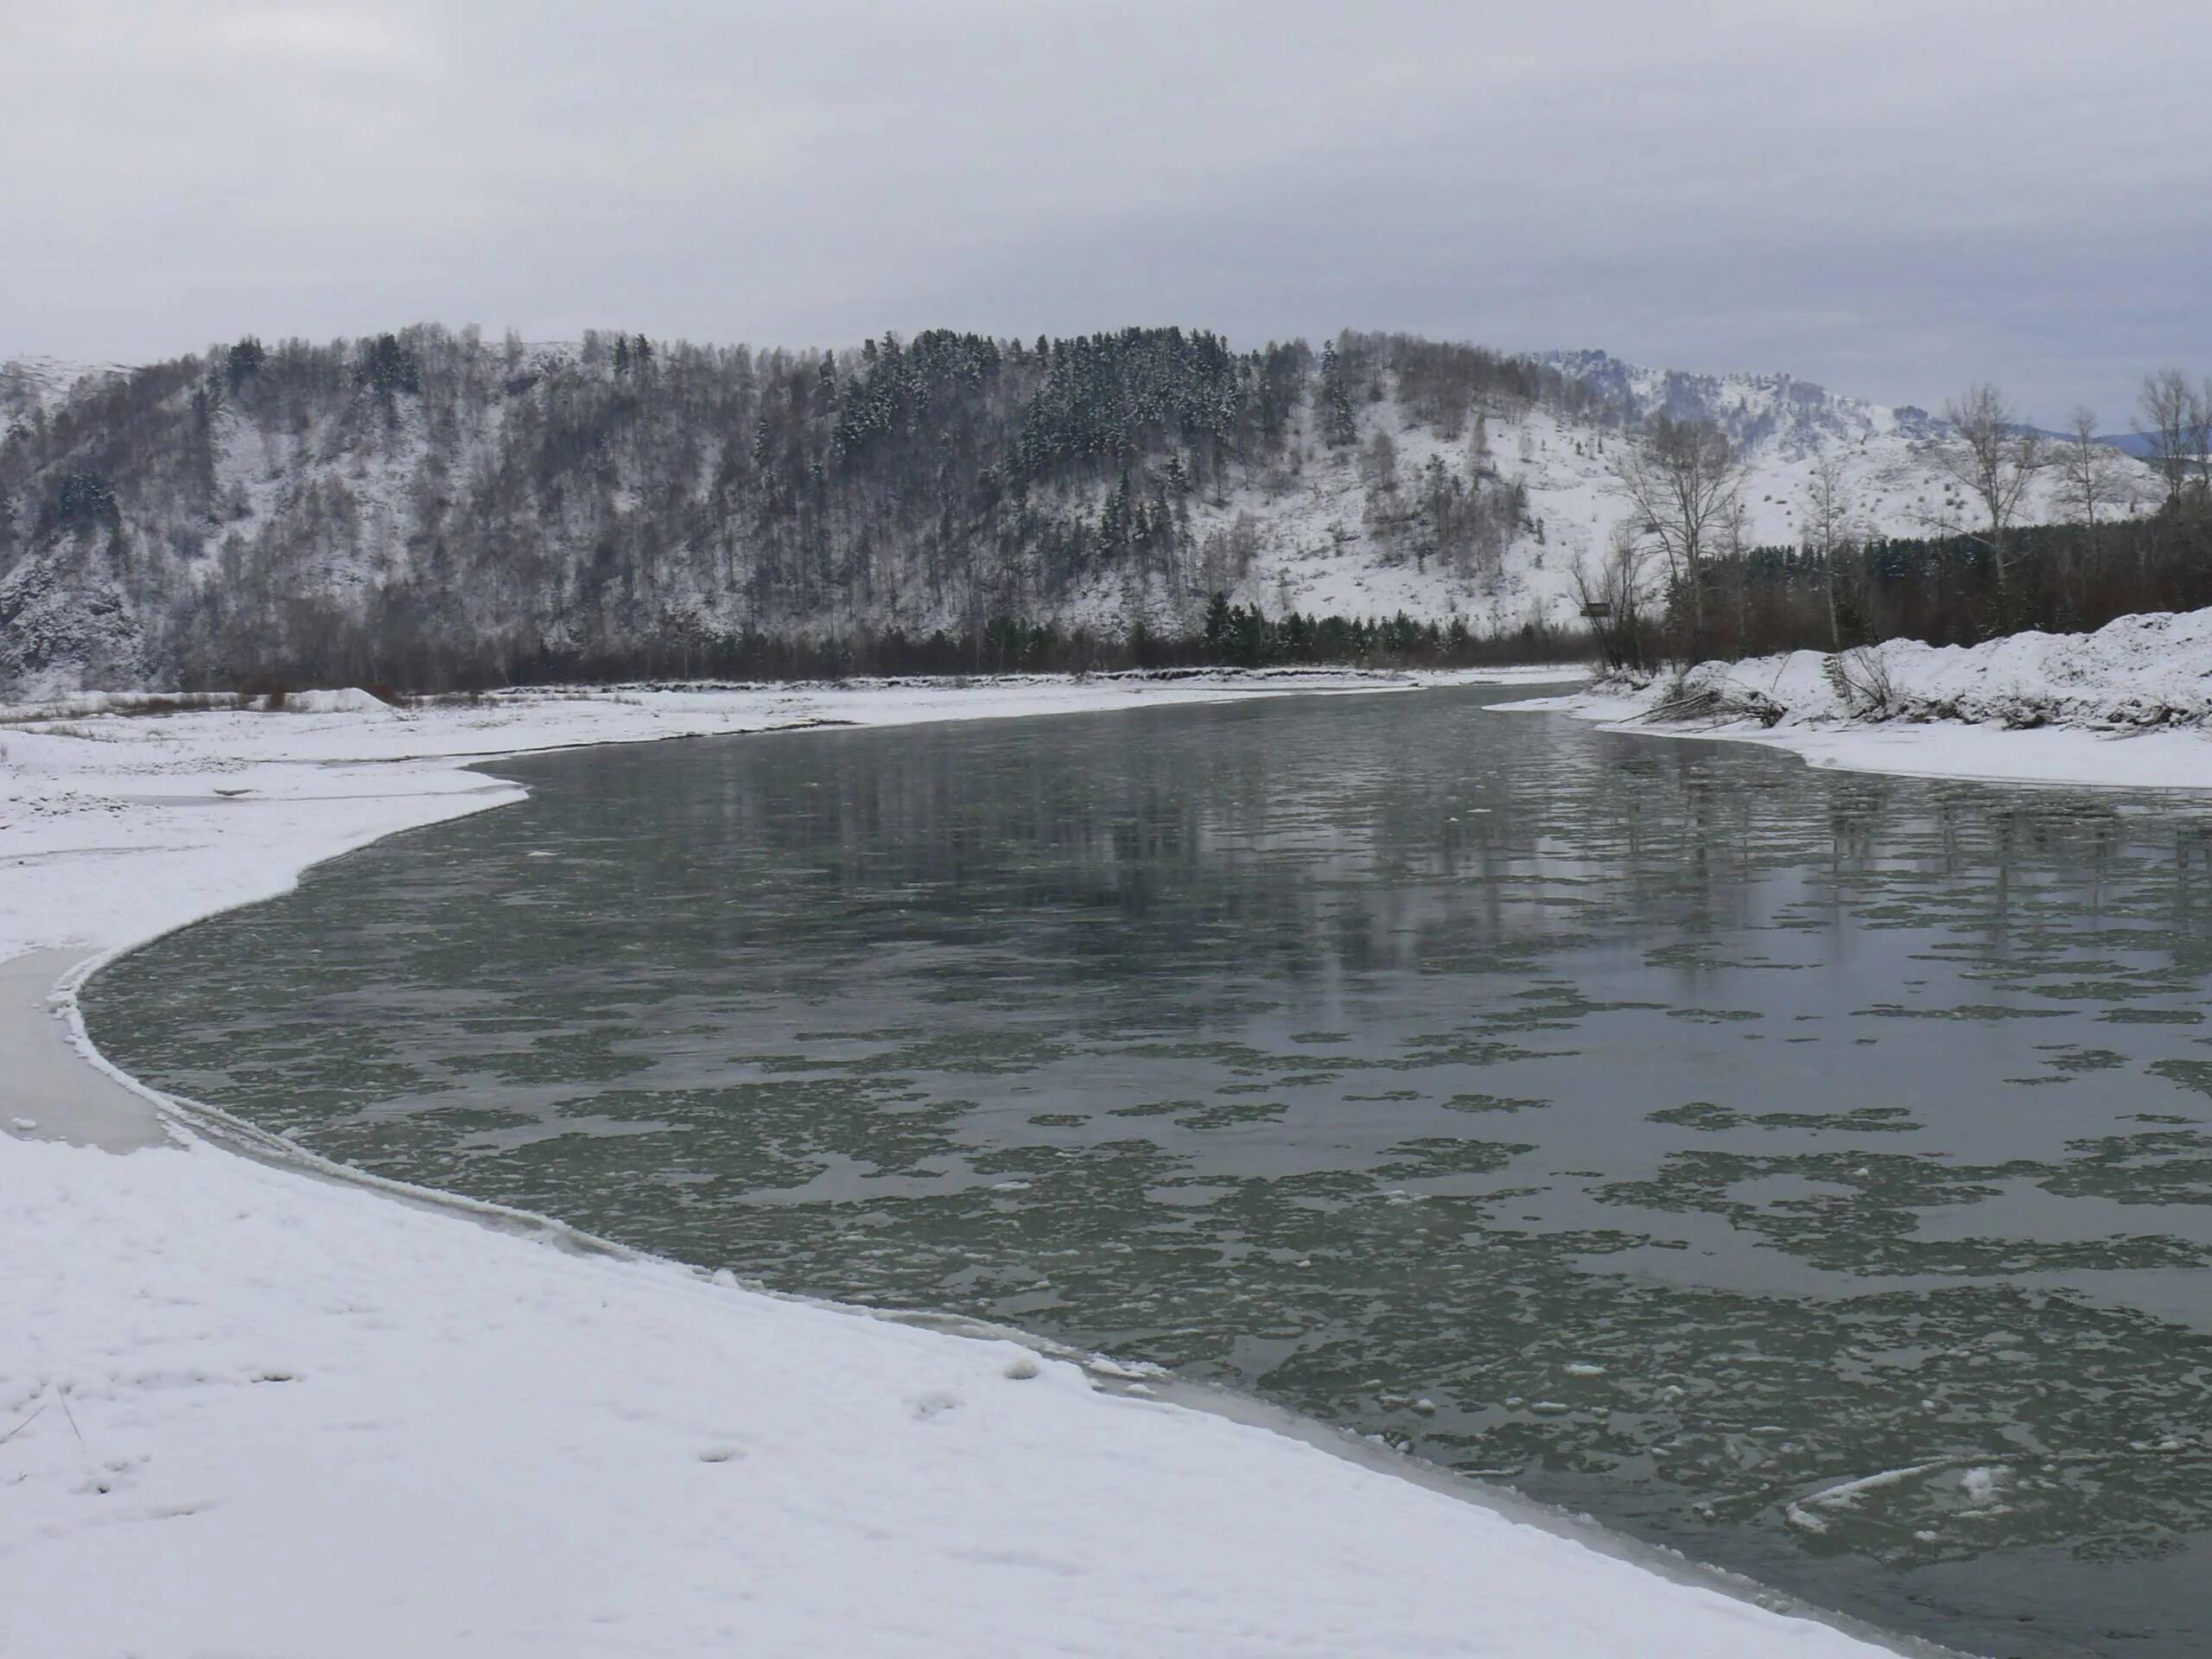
(1802, 454, 1858, 650)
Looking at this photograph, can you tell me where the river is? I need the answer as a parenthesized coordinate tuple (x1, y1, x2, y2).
(87, 686, 2212, 1657)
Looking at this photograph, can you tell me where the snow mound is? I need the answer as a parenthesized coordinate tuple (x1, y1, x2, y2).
(1502, 607, 2212, 793)
(1627, 609, 2212, 733)
(277, 688, 397, 715)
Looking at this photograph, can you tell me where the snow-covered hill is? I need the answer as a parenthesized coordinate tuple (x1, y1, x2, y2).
(0, 357, 136, 420)
(0, 331, 2160, 695)
(1529, 349, 2155, 562)
(1071, 346, 2158, 639)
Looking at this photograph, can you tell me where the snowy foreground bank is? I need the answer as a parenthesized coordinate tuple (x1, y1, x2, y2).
(1498, 608, 2212, 791)
(0, 670, 1929, 1659)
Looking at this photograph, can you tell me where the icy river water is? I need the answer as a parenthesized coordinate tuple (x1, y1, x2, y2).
(88, 687, 2212, 1657)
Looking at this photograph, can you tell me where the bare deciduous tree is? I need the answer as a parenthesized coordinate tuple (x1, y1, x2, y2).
(1611, 416, 1745, 658)
(2058, 408, 2131, 559)
(1930, 384, 2047, 602)
(2137, 369, 2199, 508)
(1358, 428, 1400, 495)
(1358, 429, 1411, 556)
(1571, 522, 1656, 670)
(2195, 380, 2212, 504)
(1719, 496, 1753, 655)
(1801, 454, 1859, 650)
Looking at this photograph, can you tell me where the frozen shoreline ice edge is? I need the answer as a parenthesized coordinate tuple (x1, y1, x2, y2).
(2, 669, 1966, 1657)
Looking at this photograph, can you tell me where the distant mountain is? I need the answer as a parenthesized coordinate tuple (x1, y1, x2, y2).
(0, 329, 2164, 695)
(1530, 347, 2158, 556)
(2033, 429, 2163, 459)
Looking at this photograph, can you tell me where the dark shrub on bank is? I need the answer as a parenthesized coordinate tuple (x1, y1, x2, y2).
(183, 601, 1592, 695)
(1615, 505, 2212, 670)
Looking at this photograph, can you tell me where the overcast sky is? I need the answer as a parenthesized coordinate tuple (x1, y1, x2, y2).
(5, 0, 2209, 423)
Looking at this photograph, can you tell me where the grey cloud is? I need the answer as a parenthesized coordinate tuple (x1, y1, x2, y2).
(4, 0, 2208, 421)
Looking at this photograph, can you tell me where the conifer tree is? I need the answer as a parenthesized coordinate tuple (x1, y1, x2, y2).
(1319, 342, 1357, 448)
(1202, 590, 1234, 656)
(223, 337, 267, 393)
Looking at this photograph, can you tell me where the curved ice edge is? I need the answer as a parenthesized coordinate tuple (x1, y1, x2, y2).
(59, 1006, 1965, 1658)
(1486, 696, 2212, 796)
(48, 702, 1953, 1659)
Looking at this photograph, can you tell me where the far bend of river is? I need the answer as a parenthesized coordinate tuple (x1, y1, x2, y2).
(87, 688, 2212, 1658)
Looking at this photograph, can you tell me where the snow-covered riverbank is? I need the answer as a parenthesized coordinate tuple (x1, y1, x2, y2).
(1497, 609, 2212, 792)
(2, 671, 1921, 1659)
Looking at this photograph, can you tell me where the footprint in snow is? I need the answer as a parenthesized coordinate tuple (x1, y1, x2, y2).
(909, 1390, 962, 1421)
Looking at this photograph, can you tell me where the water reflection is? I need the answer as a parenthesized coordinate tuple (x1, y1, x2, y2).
(88, 690, 2212, 1658)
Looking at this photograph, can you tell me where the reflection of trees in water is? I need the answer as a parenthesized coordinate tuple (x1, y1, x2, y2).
(86, 690, 2212, 1051)
(540, 701, 2209, 1002)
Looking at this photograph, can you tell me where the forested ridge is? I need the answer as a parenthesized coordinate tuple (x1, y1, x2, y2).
(7, 323, 2189, 696)
(0, 327, 1590, 692)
